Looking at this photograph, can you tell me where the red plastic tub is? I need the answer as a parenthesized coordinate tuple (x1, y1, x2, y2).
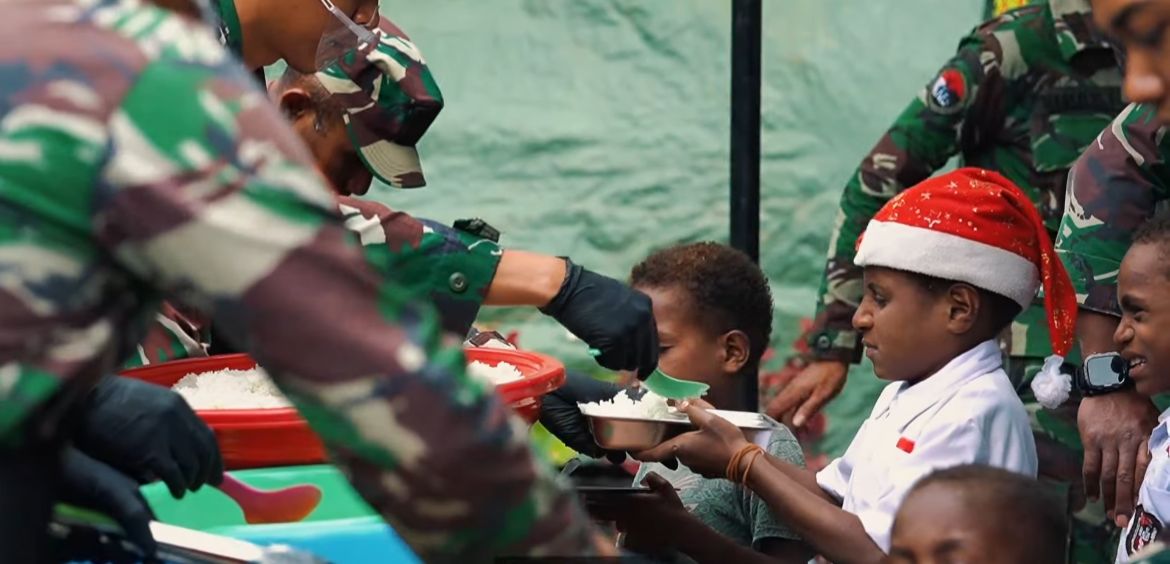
(119, 348, 565, 469)
(473, 347, 566, 423)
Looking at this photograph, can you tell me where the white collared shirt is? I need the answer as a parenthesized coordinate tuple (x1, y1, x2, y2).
(1117, 409, 1170, 563)
(816, 340, 1038, 551)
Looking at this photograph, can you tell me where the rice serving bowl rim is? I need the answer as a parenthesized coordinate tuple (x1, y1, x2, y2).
(580, 407, 775, 430)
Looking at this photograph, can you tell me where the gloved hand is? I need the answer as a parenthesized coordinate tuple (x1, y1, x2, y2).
(540, 259, 659, 379)
(74, 376, 223, 499)
(60, 446, 157, 558)
(540, 371, 643, 463)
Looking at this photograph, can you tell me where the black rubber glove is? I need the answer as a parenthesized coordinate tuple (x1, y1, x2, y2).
(540, 371, 643, 463)
(74, 376, 223, 499)
(540, 259, 659, 379)
(60, 446, 158, 558)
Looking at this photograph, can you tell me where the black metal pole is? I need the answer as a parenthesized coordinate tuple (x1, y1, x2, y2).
(730, 0, 762, 412)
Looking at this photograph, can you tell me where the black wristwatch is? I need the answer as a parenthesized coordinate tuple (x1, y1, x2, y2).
(453, 218, 501, 243)
(1076, 352, 1132, 396)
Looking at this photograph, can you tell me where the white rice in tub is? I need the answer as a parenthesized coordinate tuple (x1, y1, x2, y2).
(174, 360, 526, 410)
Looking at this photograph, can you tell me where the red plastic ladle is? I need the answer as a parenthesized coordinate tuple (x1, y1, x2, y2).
(214, 473, 322, 524)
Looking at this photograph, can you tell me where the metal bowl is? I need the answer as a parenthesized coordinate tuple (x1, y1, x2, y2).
(581, 408, 784, 451)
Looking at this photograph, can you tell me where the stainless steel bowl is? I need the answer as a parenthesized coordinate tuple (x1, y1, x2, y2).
(582, 408, 784, 451)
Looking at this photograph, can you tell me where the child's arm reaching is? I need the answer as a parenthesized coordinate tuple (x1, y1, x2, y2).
(671, 516, 814, 564)
(758, 450, 838, 504)
(739, 461, 884, 564)
(665, 398, 837, 504)
(634, 403, 885, 564)
(591, 473, 813, 564)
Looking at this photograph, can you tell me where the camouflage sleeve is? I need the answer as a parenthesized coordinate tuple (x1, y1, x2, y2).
(96, 59, 594, 560)
(337, 196, 502, 337)
(1056, 103, 1170, 317)
(123, 303, 209, 369)
(808, 25, 1006, 362)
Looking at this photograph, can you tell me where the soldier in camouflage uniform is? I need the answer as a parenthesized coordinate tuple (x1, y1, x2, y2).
(145, 14, 659, 360)
(131, 15, 500, 351)
(125, 0, 383, 365)
(765, 1, 1127, 561)
(305, 20, 517, 337)
(1056, 1, 1170, 562)
(269, 20, 554, 337)
(1057, 100, 1170, 560)
(269, 20, 665, 359)
(128, 13, 490, 359)
(0, 1, 622, 561)
(1056, 100, 1170, 549)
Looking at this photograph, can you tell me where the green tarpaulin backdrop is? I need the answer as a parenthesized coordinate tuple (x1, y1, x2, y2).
(356, 0, 987, 456)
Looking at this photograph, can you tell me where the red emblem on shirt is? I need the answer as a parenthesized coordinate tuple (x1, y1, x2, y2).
(896, 437, 915, 453)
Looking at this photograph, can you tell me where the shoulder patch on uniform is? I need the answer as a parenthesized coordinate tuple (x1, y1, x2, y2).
(1128, 504, 1164, 557)
(928, 69, 967, 113)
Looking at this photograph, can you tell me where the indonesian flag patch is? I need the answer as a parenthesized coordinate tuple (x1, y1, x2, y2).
(928, 69, 966, 113)
(1127, 504, 1164, 556)
(896, 437, 915, 453)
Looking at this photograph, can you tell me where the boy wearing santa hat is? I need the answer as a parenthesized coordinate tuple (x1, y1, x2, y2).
(634, 167, 1071, 561)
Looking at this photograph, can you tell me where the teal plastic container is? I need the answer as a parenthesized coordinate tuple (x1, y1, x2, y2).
(141, 465, 418, 563)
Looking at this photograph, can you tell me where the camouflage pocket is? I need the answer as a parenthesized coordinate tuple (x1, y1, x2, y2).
(1030, 89, 1123, 227)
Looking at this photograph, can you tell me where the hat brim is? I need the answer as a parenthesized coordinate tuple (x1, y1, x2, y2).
(346, 122, 426, 189)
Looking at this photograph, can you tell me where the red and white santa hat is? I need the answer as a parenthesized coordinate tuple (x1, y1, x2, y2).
(854, 167, 1078, 408)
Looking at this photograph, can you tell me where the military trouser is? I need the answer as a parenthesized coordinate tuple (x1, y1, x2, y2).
(1007, 356, 1118, 564)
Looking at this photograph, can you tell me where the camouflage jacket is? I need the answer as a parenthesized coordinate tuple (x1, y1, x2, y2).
(810, 0, 1125, 362)
(338, 197, 502, 337)
(0, 2, 593, 561)
(128, 203, 502, 366)
(129, 0, 505, 365)
(123, 304, 210, 368)
(1056, 103, 1170, 317)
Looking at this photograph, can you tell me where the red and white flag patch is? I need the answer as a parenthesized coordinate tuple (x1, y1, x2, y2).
(928, 68, 966, 113)
(896, 437, 915, 453)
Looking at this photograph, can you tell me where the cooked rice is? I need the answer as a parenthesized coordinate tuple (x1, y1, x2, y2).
(577, 389, 674, 419)
(172, 368, 291, 410)
(467, 360, 524, 385)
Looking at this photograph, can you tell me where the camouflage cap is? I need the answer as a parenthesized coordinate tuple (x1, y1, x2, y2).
(315, 18, 442, 189)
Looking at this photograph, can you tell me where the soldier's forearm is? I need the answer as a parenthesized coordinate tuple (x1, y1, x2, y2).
(806, 301, 862, 363)
(809, 260, 864, 362)
(807, 328, 862, 363)
(484, 251, 567, 307)
(1077, 309, 1121, 356)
